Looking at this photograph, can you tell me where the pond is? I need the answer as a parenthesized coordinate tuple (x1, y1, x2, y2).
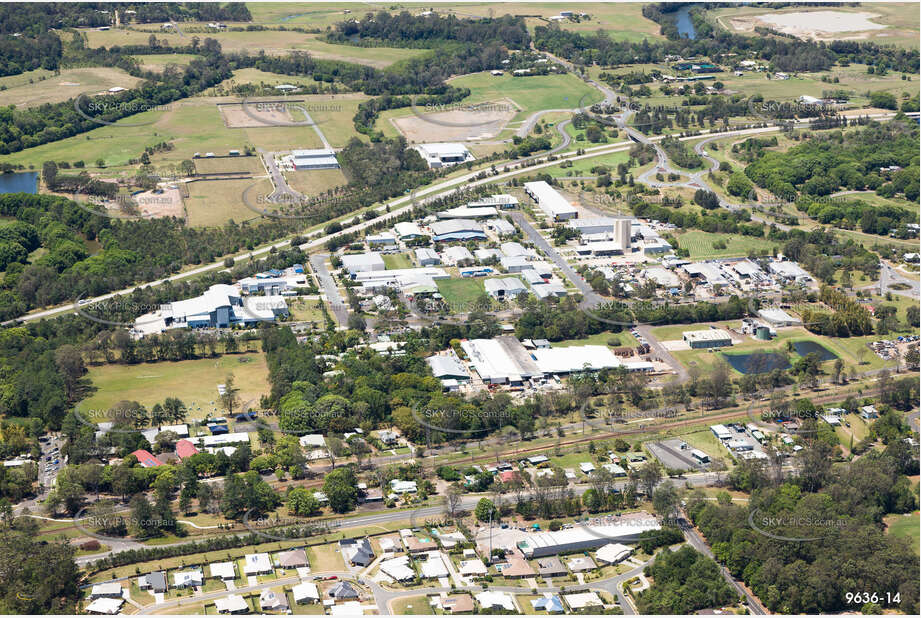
(0, 171, 38, 194)
(722, 351, 791, 374)
(793, 340, 838, 361)
(674, 5, 698, 40)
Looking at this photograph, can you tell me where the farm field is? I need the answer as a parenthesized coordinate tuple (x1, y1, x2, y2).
(0, 92, 360, 172)
(185, 177, 275, 227)
(249, 2, 662, 42)
(675, 230, 778, 259)
(76, 353, 271, 422)
(84, 27, 426, 67)
(130, 53, 199, 71)
(551, 329, 639, 348)
(0, 67, 143, 109)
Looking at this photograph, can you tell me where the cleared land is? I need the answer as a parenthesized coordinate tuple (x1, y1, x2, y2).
(76, 354, 270, 421)
(0, 67, 142, 109)
(284, 168, 349, 198)
(710, 4, 920, 48)
(184, 177, 275, 227)
(392, 98, 518, 143)
(376, 72, 603, 139)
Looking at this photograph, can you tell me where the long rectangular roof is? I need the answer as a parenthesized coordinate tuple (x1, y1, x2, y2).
(430, 219, 484, 236)
(461, 336, 542, 382)
(524, 181, 578, 218)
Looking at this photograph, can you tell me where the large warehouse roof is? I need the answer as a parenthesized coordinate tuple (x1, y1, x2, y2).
(524, 181, 578, 220)
(517, 518, 660, 557)
(531, 345, 620, 373)
(430, 219, 484, 237)
(342, 252, 385, 273)
(461, 336, 542, 383)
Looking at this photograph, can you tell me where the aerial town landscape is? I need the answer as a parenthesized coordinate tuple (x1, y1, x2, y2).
(0, 1, 918, 616)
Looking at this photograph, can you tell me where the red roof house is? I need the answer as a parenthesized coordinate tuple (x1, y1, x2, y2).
(130, 449, 164, 468)
(175, 439, 199, 460)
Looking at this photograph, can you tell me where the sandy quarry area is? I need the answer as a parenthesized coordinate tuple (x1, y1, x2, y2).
(392, 99, 518, 142)
(730, 11, 887, 41)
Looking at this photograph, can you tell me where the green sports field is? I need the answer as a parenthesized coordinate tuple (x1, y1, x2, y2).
(76, 354, 271, 422)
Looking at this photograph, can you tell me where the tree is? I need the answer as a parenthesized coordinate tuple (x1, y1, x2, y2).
(323, 467, 358, 513)
(652, 484, 680, 523)
(219, 374, 240, 416)
(287, 488, 321, 516)
(445, 484, 463, 520)
(475, 497, 497, 522)
(636, 461, 662, 497)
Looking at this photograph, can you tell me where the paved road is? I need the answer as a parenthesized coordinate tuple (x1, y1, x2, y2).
(679, 514, 767, 615)
(309, 253, 349, 327)
(261, 150, 304, 203)
(509, 211, 604, 304)
(636, 324, 689, 383)
(866, 261, 921, 299)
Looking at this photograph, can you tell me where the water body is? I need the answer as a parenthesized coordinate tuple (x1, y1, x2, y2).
(0, 171, 38, 194)
(723, 351, 791, 374)
(793, 340, 838, 361)
(674, 5, 698, 40)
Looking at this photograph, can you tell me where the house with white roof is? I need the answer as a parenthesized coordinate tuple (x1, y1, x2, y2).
(476, 591, 516, 612)
(243, 553, 273, 575)
(209, 562, 236, 581)
(292, 581, 320, 604)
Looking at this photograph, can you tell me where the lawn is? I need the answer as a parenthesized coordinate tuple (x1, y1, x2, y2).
(305, 542, 344, 572)
(382, 252, 414, 270)
(677, 428, 732, 465)
(675, 230, 779, 259)
(435, 277, 487, 308)
(76, 354, 270, 422)
(543, 149, 632, 178)
(0, 67, 143, 109)
(551, 329, 639, 348)
(392, 596, 434, 615)
(285, 298, 327, 324)
(885, 511, 920, 554)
